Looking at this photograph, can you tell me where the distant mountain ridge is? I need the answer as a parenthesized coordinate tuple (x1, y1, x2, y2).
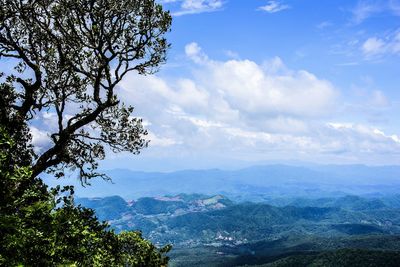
(47, 164, 400, 199)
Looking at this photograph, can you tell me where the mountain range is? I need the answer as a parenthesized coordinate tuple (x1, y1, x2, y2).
(45, 164, 400, 200)
(75, 193, 400, 266)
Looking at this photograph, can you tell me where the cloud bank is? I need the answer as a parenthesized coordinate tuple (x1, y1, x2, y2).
(116, 43, 400, 164)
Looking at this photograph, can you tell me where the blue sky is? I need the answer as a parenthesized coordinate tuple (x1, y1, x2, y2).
(28, 0, 400, 170)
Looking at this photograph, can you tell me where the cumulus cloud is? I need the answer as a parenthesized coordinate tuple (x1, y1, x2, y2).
(258, 1, 290, 13)
(327, 123, 400, 153)
(185, 42, 209, 64)
(121, 43, 337, 126)
(117, 42, 400, 164)
(185, 43, 337, 117)
(160, 0, 224, 16)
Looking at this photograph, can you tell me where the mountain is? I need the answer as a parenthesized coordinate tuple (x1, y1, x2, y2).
(46, 164, 400, 199)
(75, 194, 400, 244)
(76, 193, 400, 266)
(75, 195, 129, 220)
(67, 164, 400, 266)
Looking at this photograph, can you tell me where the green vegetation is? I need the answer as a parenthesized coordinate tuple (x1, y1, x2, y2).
(133, 198, 188, 215)
(263, 249, 400, 267)
(77, 193, 400, 266)
(77, 196, 130, 220)
(0, 0, 172, 265)
(0, 128, 171, 265)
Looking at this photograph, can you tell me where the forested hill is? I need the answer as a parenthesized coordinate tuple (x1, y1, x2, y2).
(76, 193, 400, 266)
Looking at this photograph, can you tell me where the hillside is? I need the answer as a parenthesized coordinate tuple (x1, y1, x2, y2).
(76, 193, 400, 266)
(259, 249, 400, 267)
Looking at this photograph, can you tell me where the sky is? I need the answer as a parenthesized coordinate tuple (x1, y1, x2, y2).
(26, 0, 400, 170)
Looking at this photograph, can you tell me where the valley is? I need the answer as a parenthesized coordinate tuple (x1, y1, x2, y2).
(76, 192, 400, 266)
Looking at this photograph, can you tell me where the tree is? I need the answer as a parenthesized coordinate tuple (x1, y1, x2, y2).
(0, 127, 171, 265)
(0, 0, 171, 181)
(0, 0, 172, 265)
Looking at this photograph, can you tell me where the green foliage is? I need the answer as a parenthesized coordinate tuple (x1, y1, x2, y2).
(263, 249, 400, 267)
(77, 193, 400, 246)
(0, 127, 52, 265)
(76, 193, 400, 265)
(118, 231, 171, 267)
(132, 198, 188, 215)
(0, 128, 171, 265)
(1, 0, 172, 265)
(0, 82, 33, 167)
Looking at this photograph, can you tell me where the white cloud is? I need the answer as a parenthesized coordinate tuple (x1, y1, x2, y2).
(258, 1, 290, 13)
(327, 122, 400, 151)
(120, 73, 209, 115)
(351, 0, 400, 24)
(147, 131, 181, 147)
(362, 37, 386, 56)
(361, 31, 400, 57)
(351, 1, 382, 24)
(122, 43, 337, 124)
(262, 56, 289, 74)
(30, 126, 51, 153)
(181, 0, 222, 10)
(185, 42, 209, 64)
(184, 44, 337, 117)
(120, 43, 338, 154)
(161, 0, 224, 16)
(117, 42, 400, 164)
(263, 117, 309, 134)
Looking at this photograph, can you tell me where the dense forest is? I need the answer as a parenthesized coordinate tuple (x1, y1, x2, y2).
(77, 193, 400, 266)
